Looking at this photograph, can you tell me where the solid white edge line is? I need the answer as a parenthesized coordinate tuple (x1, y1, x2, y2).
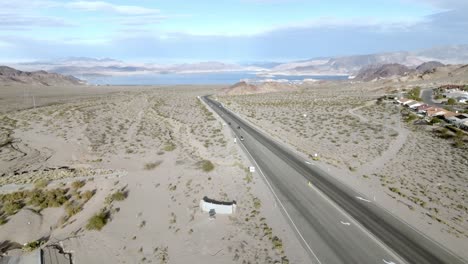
(308, 179, 407, 264)
(237, 140, 323, 264)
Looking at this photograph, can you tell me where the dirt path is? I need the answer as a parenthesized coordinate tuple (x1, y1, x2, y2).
(348, 102, 409, 176)
(126, 98, 148, 142)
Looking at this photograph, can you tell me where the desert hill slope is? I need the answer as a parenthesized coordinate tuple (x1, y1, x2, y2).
(221, 81, 297, 95)
(0, 66, 85, 86)
(354, 63, 412, 81)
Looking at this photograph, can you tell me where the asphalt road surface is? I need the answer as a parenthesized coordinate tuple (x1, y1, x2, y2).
(421, 89, 444, 107)
(201, 96, 466, 264)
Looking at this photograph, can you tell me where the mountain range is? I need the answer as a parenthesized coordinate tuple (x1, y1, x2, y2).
(0, 66, 85, 86)
(4, 44, 468, 79)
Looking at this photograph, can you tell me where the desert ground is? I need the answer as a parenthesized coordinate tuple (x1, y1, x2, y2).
(0, 85, 309, 263)
(216, 79, 468, 259)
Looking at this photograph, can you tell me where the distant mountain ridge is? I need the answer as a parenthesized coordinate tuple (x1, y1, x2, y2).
(270, 44, 468, 76)
(0, 66, 85, 86)
(4, 44, 468, 78)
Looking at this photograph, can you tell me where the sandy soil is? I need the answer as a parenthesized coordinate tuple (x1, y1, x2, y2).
(216, 79, 468, 260)
(0, 85, 309, 263)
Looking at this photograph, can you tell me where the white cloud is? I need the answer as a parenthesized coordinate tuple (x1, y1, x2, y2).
(0, 13, 72, 29)
(67, 1, 160, 15)
(402, 0, 468, 10)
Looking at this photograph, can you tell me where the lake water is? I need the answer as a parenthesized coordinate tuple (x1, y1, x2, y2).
(84, 71, 348, 85)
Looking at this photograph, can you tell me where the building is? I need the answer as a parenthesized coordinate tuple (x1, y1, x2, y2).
(446, 114, 468, 128)
(395, 98, 413, 105)
(407, 101, 424, 109)
(416, 104, 431, 113)
(438, 84, 466, 91)
(426, 107, 449, 117)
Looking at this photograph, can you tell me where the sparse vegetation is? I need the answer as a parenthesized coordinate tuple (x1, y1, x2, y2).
(3, 201, 24, 215)
(22, 240, 41, 252)
(106, 191, 127, 204)
(86, 211, 109, 231)
(144, 160, 163, 170)
(81, 190, 95, 201)
(71, 180, 86, 189)
(163, 142, 176, 152)
(34, 179, 49, 189)
(253, 197, 261, 210)
(199, 160, 214, 172)
(407, 87, 421, 101)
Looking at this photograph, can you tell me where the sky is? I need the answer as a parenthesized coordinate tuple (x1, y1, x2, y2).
(1, 0, 468, 63)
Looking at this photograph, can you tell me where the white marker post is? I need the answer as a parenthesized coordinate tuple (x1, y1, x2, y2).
(249, 166, 255, 173)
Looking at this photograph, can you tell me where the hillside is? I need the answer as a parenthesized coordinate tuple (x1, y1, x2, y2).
(221, 81, 297, 95)
(354, 64, 412, 81)
(416, 61, 445, 73)
(407, 64, 468, 83)
(271, 44, 468, 76)
(0, 66, 84, 86)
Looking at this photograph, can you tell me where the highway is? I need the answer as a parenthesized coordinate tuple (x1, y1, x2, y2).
(201, 96, 466, 264)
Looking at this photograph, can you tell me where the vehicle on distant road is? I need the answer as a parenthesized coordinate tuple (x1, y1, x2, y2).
(240, 136, 244, 141)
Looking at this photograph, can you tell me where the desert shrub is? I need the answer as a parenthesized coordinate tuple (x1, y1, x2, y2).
(253, 197, 261, 209)
(106, 191, 127, 204)
(0, 216, 7, 225)
(163, 142, 176, 152)
(438, 127, 453, 139)
(71, 180, 86, 189)
(22, 240, 41, 252)
(3, 201, 24, 215)
(199, 160, 214, 172)
(81, 190, 95, 201)
(0, 190, 28, 203)
(244, 172, 253, 183)
(112, 191, 126, 201)
(405, 113, 418, 123)
(430, 117, 441, 124)
(144, 161, 163, 170)
(447, 98, 456, 105)
(86, 211, 108, 231)
(65, 202, 82, 217)
(271, 236, 284, 252)
(407, 87, 421, 101)
(27, 189, 69, 209)
(454, 137, 464, 148)
(34, 179, 49, 189)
